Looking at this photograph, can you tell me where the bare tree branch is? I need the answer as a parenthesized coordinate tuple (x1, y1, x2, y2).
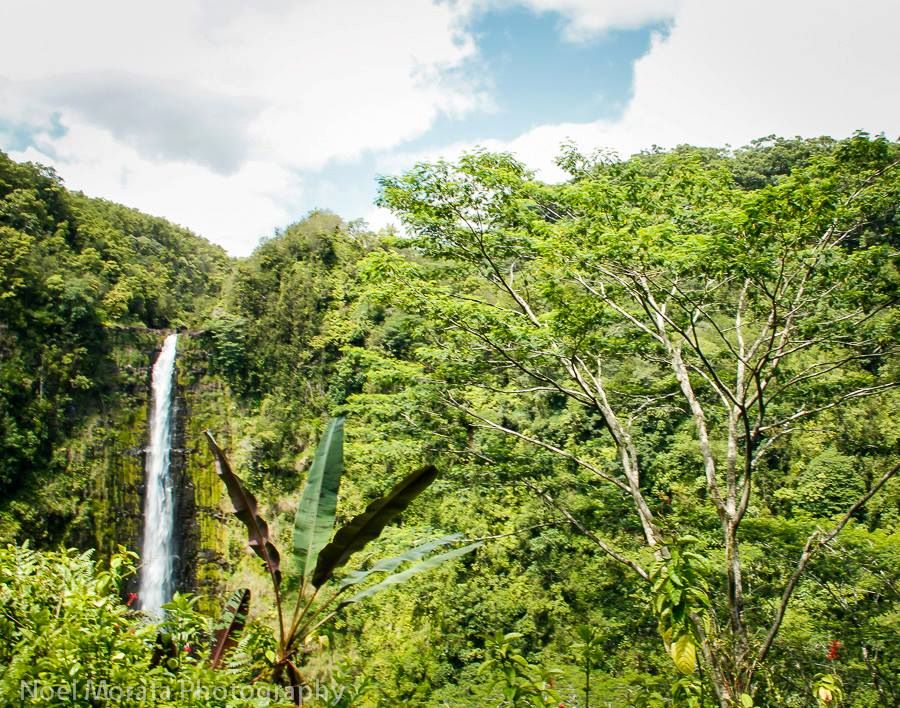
(522, 479, 649, 580)
(756, 462, 900, 666)
(443, 393, 632, 494)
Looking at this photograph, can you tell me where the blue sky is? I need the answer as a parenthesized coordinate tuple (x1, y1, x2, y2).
(0, 0, 897, 255)
(301, 6, 663, 230)
(408, 8, 661, 142)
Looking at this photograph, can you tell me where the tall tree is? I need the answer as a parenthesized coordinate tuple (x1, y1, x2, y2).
(368, 136, 899, 704)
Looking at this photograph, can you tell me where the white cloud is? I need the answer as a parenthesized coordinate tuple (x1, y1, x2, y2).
(490, 0, 681, 40)
(0, 0, 483, 171)
(2, 0, 897, 255)
(620, 0, 899, 147)
(387, 0, 900, 182)
(362, 206, 402, 234)
(0, 0, 483, 253)
(12, 118, 300, 256)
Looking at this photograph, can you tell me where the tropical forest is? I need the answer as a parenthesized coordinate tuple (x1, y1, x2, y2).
(0, 133, 897, 707)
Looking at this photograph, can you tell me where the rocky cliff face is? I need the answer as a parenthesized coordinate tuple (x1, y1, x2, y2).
(61, 330, 234, 606)
(62, 329, 157, 559)
(174, 332, 235, 607)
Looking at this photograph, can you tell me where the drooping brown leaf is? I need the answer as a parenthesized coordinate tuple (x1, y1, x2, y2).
(210, 587, 251, 669)
(205, 431, 282, 589)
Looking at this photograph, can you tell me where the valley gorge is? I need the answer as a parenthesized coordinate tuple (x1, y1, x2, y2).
(1, 137, 898, 706)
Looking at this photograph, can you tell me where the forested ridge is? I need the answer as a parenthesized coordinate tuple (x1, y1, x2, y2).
(0, 153, 228, 542)
(0, 135, 897, 707)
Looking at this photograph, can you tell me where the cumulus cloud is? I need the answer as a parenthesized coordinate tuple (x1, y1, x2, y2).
(387, 0, 900, 181)
(0, 0, 485, 170)
(31, 73, 258, 174)
(1, 0, 897, 254)
(0, 0, 484, 253)
(12, 117, 302, 256)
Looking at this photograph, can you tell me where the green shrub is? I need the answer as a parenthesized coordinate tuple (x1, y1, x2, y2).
(0, 544, 282, 706)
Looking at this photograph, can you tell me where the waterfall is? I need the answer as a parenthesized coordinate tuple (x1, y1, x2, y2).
(139, 333, 178, 616)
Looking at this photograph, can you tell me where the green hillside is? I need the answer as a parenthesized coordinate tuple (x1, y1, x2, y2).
(0, 151, 228, 542)
(0, 135, 897, 707)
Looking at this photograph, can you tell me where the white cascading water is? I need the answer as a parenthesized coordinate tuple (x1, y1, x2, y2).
(138, 332, 178, 615)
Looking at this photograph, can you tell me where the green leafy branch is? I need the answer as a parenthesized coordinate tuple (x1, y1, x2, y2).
(650, 536, 712, 703)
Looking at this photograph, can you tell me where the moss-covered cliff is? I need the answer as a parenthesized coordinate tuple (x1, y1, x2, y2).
(0, 149, 229, 544)
(174, 332, 239, 606)
(46, 329, 244, 606)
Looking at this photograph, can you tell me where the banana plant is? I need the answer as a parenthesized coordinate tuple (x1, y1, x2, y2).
(205, 417, 480, 702)
(210, 587, 251, 669)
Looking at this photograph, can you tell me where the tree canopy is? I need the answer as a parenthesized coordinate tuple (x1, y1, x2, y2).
(0, 135, 897, 706)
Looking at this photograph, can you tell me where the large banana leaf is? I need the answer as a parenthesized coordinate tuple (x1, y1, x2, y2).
(293, 417, 344, 582)
(341, 541, 482, 605)
(338, 533, 463, 590)
(205, 431, 282, 589)
(311, 465, 439, 588)
(210, 588, 251, 668)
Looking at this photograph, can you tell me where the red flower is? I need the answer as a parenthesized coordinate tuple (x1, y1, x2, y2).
(826, 640, 842, 661)
(183, 644, 193, 653)
(126, 592, 138, 607)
